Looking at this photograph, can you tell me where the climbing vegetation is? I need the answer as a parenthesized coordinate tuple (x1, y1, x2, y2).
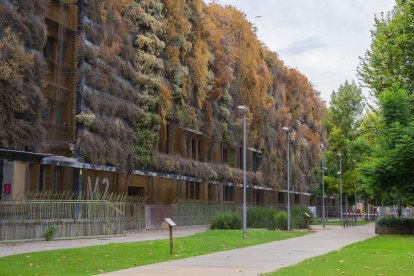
(0, 1, 47, 151)
(0, 0, 325, 191)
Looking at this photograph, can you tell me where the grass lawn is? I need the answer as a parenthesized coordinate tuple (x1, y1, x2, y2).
(265, 235, 414, 276)
(0, 229, 307, 275)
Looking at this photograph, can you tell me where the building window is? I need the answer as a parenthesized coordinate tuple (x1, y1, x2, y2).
(223, 146, 228, 165)
(43, 37, 54, 61)
(42, 100, 50, 122)
(255, 190, 264, 206)
(128, 187, 145, 197)
(223, 186, 233, 202)
(192, 139, 197, 160)
(166, 124, 170, 154)
(295, 194, 300, 204)
(198, 140, 202, 162)
(55, 101, 64, 126)
(253, 152, 262, 171)
(186, 181, 201, 200)
(278, 192, 284, 204)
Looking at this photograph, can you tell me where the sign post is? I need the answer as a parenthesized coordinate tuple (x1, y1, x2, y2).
(164, 218, 176, 255)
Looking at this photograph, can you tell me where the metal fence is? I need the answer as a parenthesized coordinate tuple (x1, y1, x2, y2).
(145, 205, 172, 229)
(377, 206, 414, 218)
(125, 203, 145, 231)
(6, 199, 393, 242)
(0, 200, 125, 241)
(171, 203, 240, 226)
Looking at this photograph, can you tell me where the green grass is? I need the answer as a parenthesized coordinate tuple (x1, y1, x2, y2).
(0, 229, 307, 275)
(265, 235, 414, 275)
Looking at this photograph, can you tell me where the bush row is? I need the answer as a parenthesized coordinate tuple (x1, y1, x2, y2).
(377, 216, 414, 227)
(210, 206, 314, 230)
(376, 216, 414, 235)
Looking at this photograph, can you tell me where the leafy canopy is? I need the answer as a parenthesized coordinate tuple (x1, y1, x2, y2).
(358, 0, 414, 96)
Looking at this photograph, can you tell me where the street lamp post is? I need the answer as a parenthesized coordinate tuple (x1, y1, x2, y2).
(238, 105, 247, 239)
(338, 153, 343, 223)
(354, 184, 357, 211)
(321, 143, 326, 229)
(282, 127, 296, 231)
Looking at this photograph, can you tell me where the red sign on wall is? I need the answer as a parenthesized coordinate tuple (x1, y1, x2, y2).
(3, 183, 11, 195)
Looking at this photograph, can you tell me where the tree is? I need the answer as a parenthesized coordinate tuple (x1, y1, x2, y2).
(358, 0, 414, 96)
(357, 0, 414, 209)
(323, 81, 366, 202)
(360, 87, 414, 206)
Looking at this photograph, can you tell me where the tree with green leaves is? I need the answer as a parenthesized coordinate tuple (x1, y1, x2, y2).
(358, 0, 414, 97)
(360, 87, 414, 208)
(321, 81, 366, 208)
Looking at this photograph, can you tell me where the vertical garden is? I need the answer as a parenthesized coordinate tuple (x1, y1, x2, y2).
(0, 0, 326, 190)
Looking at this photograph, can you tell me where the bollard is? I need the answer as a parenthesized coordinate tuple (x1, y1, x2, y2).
(346, 212, 349, 228)
(304, 212, 311, 231)
(343, 212, 345, 229)
(345, 212, 348, 228)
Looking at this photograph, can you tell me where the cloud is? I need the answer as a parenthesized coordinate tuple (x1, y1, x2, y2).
(204, 0, 395, 101)
(280, 36, 327, 56)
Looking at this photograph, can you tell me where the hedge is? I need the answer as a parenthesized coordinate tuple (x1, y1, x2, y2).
(376, 216, 414, 235)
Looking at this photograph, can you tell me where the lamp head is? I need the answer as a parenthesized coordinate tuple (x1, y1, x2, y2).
(237, 105, 247, 113)
(321, 143, 325, 150)
(282, 126, 290, 132)
(338, 153, 342, 158)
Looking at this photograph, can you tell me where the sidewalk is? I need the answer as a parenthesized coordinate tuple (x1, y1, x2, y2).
(0, 226, 208, 257)
(104, 224, 375, 276)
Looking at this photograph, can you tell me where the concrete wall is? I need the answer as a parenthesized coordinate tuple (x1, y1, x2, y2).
(1, 161, 30, 201)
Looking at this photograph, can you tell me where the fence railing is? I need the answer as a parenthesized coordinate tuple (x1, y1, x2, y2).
(125, 203, 145, 231)
(145, 205, 172, 229)
(6, 199, 387, 241)
(172, 204, 236, 226)
(0, 200, 125, 241)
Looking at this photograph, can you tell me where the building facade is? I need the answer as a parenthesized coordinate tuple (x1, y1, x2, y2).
(0, 0, 329, 208)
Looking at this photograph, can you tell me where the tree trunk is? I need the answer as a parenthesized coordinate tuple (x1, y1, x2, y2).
(345, 194, 348, 214)
(398, 202, 402, 217)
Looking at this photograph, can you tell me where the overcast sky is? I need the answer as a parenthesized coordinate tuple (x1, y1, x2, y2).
(205, 0, 395, 102)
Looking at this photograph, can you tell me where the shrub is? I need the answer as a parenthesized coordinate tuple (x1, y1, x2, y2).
(376, 216, 414, 235)
(247, 208, 278, 229)
(45, 226, 57, 241)
(275, 212, 288, 230)
(377, 216, 414, 227)
(210, 212, 242, 230)
(291, 205, 314, 229)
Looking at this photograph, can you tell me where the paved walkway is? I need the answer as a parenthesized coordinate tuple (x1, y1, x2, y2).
(104, 224, 376, 276)
(0, 226, 208, 257)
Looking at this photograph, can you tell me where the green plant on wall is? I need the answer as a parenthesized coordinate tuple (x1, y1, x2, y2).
(129, 0, 165, 168)
(0, 1, 47, 151)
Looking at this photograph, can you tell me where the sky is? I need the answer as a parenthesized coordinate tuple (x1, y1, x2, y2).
(205, 0, 395, 102)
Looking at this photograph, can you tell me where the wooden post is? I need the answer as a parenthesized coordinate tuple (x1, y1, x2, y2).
(169, 225, 173, 255)
(165, 218, 176, 256)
